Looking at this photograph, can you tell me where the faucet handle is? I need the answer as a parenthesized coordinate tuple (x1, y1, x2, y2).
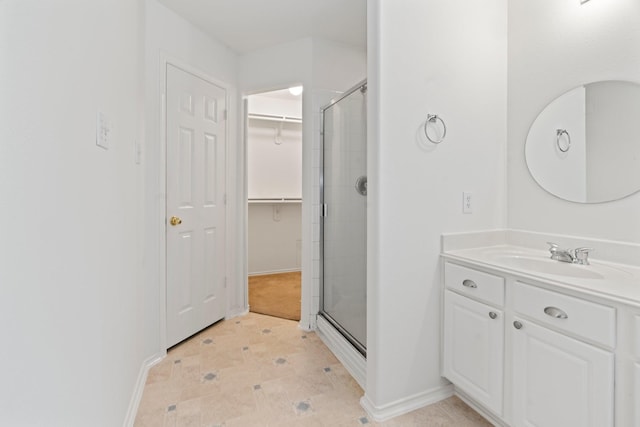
(574, 247, 594, 265)
(547, 242, 559, 253)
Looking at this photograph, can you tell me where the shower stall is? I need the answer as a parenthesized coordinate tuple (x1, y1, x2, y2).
(319, 80, 367, 358)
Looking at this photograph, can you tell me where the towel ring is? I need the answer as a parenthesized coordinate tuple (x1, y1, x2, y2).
(424, 114, 447, 144)
(556, 129, 571, 152)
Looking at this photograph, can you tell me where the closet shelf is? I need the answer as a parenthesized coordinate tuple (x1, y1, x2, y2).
(248, 198, 302, 204)
(248, 113, 302, 124)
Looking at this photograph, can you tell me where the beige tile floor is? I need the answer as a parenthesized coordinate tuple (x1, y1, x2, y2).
(135, 313, 492, 427)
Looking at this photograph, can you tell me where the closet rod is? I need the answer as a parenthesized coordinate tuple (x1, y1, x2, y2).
(248, 198, 302, 204)
(247, 113, 302, 124)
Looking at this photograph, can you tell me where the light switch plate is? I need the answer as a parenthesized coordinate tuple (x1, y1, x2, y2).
(96, 112, 111, 150)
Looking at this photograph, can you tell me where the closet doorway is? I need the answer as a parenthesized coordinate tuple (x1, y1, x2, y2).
(246, 87, 303, 321)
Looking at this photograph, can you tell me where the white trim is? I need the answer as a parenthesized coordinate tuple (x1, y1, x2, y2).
(455, 387, 506, 427)
(159, 53, 232, 351)
(122, 354, 164, 427)
(304, 310, 318, 331)
(298, 321, 314, 333)
(248, 268, 301, 276)
(225, 307, 249, 320)
(316, 315, 366, 389)
(360, 384, 454, 422)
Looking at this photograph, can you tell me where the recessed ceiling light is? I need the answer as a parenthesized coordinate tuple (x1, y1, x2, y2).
(288, 86, 303, 96)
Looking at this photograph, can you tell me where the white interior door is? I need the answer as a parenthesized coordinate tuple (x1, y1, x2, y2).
(166, 64, 226, 348)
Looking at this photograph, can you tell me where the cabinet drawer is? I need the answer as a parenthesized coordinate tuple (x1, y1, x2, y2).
(513, 281, 616, 348)
(445, 262, 505, 306)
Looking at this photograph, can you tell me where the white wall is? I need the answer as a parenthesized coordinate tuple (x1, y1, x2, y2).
(366, 0, 507, 415)
(0, 1, 145, 425)
(143, 0, 240, 358)
(248, 204, 302, 274)
(508, 0, 640, 242)
(248, 94, 302, 118)
(247, 95, 303, 275)
(247, 120, 302, 199)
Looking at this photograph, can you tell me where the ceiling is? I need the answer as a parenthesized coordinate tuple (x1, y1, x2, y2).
(157, 0, 367, 55)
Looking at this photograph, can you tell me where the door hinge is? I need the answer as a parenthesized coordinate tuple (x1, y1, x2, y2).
(224, 277, 228, 289)
(223, 193, 227, 205)
(321, 203, 328, 217)
(223, 109, 228, 120)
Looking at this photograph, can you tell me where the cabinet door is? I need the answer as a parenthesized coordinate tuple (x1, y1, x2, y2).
(636, 363, 640, 427)
(511, 318, 614, 427)
(443, 290, 504, 415)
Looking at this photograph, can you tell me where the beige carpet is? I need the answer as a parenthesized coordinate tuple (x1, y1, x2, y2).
(248, 272, 301, 321)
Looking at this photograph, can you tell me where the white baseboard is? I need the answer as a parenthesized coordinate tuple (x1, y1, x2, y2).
(298, 319, 314, 332)
(454, 387, 506, 427)
(248, 268, 301, 276)
(316, 315, 366, 389)
(225, 307, 249, 320)
(122, 353, 164, 427)
(360, 384, 454, 422)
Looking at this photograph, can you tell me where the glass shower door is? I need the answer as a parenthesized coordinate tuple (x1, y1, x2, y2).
(320, 81, 367, 355)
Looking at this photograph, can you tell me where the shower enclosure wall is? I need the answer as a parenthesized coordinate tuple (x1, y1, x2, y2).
(319, 80, 367, 356)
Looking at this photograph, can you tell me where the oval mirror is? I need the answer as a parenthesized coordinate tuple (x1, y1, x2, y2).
(525, 80, 640, 203)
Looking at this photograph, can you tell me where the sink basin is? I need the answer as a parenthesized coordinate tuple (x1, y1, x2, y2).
(492, 255, 605, 279)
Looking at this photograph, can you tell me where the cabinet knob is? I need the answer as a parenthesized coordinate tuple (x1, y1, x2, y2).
(489, 312, 498, 319)
(513, 320, 523, 330)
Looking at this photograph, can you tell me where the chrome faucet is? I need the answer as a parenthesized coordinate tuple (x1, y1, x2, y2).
(547, 242, 593, 265)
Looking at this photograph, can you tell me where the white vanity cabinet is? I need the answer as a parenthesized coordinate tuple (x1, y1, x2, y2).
(636, 362, 640, 427)
(441, 260, 621, 427)
(511, 317, 614, 427)
(443, 290, 504, 414)
(511, 282, 615, 427)
(635, 315, 640, 427)
(510, 319, 613, 427)
(443, 263, 505, 415)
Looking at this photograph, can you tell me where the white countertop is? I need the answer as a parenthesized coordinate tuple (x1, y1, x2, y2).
(443, 244, 640, 308)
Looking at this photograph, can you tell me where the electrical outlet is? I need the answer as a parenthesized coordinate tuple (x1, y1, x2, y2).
(463, 191, 473, 214)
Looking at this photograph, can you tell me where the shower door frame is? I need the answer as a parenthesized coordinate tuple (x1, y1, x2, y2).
(319, 79, 368, 357)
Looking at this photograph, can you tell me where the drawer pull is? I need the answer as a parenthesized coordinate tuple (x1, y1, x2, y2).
(544, 306, 568, 319)
(489, 312, 498, 319)
(462, 279, 477, 289)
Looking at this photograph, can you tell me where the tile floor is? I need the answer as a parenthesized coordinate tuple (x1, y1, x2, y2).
(134, 313, 492, 426)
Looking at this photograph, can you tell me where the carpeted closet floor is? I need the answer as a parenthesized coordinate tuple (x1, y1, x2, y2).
(248, 272, 301, 321)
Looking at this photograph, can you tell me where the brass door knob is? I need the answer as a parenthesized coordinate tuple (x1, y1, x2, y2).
(170, 216, 182, 226)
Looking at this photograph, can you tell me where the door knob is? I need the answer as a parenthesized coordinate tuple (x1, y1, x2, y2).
(170, 216, 182, 226)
